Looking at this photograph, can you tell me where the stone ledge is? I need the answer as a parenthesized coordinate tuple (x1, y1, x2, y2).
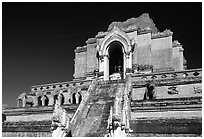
(2, 120, 52, 132)
(74, 46, 87, 53)
(131, 68, 202, 78)
(129, 118, 201, 135)
(131, 96, 202, 112)
(3, 104, 79, 116)
(132, 76, 202, 88)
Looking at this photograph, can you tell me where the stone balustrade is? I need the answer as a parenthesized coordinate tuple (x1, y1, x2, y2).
(131, 68, 201, 87)
(31, 80, 92, 92)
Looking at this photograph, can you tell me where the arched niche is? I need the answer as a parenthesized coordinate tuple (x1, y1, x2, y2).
(108, 41, 124, 76)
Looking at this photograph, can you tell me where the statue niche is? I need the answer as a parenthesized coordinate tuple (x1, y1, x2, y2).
(143, 82, 156, 100)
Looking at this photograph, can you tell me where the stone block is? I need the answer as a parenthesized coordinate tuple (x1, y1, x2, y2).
(151, 48, 172, 70)
(6, 113, 53, 122)
(151, 36, 172, 50)
(86, 44, 98, 73)
(172, 47, 184, 71)
(155, 83, 202, 99)
(131, 87, 146, 101)
(137, 33, 151, 47)
(133, 45, 151, 66)
(74, 51, 87, 78)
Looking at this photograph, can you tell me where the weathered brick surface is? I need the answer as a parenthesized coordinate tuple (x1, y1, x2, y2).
(6, 113, 53, 122)
(71, 82, 125, 137)
(2, 132, 52, 137)
(2, 120, 52, 132)
(131, 83, 202, 101)
(86, 43, 98, 73)
(74, 50, 87, 78)
(129, 118, 202, 135)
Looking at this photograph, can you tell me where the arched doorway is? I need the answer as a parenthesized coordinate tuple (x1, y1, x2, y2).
(108, 41, 124, 76)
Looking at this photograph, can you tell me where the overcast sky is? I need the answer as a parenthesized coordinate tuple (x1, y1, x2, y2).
(2, 2, 202, 107)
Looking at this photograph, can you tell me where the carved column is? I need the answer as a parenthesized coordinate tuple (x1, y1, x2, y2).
(99, 55, 104, 72)
(123, 53, 126, 79)
(64, 90, 71, 104)
(129, 51, 132, 69)
(33, 96, 38, 107)
(126, 53, 129, 69)
(58, 94, 63, 105)
(75, 93, 80, 104)
(104, 55, 109, 80)
(41, 96, 45, 106)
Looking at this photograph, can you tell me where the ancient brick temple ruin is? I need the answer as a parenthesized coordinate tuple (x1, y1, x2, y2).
(2, 13, 202, 137)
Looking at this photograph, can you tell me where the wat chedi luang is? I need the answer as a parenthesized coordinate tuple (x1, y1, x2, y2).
(2, 13, 201, 137)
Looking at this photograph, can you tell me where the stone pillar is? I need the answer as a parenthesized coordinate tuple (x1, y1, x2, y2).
(58, 94, 63, 105)
(129, 52, 132, 69)
(179, 47, 184, 70)
(104, 55, 109, 80)
(99, 56, 104, 72)
(126, 54, 129, 69)
(70, 93, 73, 104)
(41, 96, 45, 106)
(33, 96, 38, 107)
(123, 53, 126, 79)
(49, 95, 54, 106)
(63, 93, 70, 104)
(75, 93, 80, 104)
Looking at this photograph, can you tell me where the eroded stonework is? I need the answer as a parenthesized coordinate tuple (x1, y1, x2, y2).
(2, 13, 201, 137)
(73, 13, 185, 81)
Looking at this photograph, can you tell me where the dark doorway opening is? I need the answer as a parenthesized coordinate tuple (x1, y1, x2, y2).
(108, 41, 123, 76)
(78, 93, 82, 104)
(54, 95, 58, 105)
(38, 96, 42, 106)
(72, 93, 76, 104)
(44, 95, 49, 106)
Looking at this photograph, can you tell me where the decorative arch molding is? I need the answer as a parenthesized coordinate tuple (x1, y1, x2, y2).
(96, 27, 135, 80)
(99, 27, 131, 56)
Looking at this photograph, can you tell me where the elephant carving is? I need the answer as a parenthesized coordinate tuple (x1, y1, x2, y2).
(143, 83, 156, 100)
(16, 92, 36, 107)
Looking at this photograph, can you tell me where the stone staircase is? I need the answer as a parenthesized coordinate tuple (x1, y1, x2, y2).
(69, 80, 127, 137)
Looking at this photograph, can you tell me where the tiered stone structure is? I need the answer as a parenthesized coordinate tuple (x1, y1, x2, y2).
(74, 13, 186, 81)
(2, 13, 201, 137)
